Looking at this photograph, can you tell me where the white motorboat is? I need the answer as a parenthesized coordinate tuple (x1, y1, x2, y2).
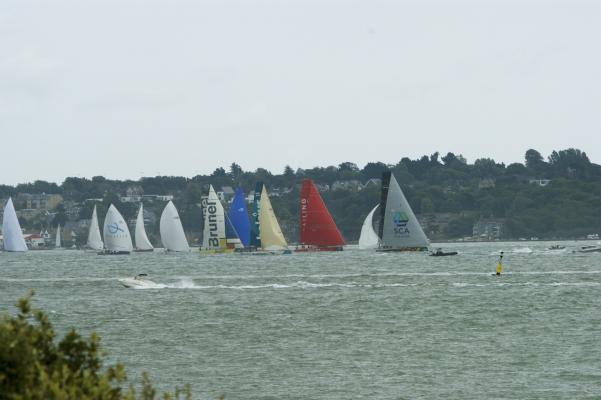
(576, 245, 601, 253)
(118, 274, 166, 289)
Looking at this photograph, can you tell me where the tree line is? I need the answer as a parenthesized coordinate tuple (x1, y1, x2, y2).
(2, 148, 601, 242)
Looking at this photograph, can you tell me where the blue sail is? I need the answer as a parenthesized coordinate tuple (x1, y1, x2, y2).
(249, 182, 263, 248)
(225, 213, 240, 239)
(229, 187, 251, 247)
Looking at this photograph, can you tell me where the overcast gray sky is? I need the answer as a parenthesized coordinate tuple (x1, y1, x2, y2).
(1, 0, 599, 185)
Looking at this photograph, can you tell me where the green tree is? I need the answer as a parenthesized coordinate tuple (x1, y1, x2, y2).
(420, 197, 435, 214)
(0, 292, 191, 399)
(229, 163, 243, 180)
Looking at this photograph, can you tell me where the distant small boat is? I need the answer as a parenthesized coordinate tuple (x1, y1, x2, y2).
(243, 182, 290, 254)
(100, 204, 133, 255)
(429, 248, 458, 257)
(86, 205, 104, 251)
(358, 205, 380, 250)
(547, 245, 565, 250)
(55, 224, 62, 249)
(134, 204, 154, 252)
(119, 274, 166, 289)
(295, 179, 345, 252)
(376, 172, 429, 252)
(228, 188, 250, 248)
(200, 185, 235, 253)
(258, 184, 289, 253)
(575, 245, 601, 253)
(1, 198, 28, 252)
(160, 201, 189, 252)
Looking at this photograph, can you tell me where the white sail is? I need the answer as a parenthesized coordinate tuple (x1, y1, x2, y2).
(87, 205, 103, 250)
(358, 205, 380, 249)
(202, 185, 227, 250)
(134, 204, 153, 251)
(160, 201, 189, 252)
(258, 185, 288, 251)
(2, 198, 27, 252)
(378, 172, 429, 250)
(103, 204, 133, 253)
(55, 224, 62, 248)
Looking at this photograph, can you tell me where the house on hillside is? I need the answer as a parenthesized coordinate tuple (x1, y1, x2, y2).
(529, 179, 551, 187)
(473, 219, 504, 240)
(363, 178, 381, 189)
(331, 180, 362, 192)
(478, 178, 496, 189)
(120, 186, 144, 202)
(16, 193, 63, 220)
(314, 183, 330, 193)
(220, 186, 235, 202)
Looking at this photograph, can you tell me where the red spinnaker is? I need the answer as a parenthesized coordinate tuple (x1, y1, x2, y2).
(299, 179, 345, 247)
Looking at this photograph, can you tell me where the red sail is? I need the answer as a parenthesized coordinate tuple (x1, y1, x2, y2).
(299, 179, 345, 248)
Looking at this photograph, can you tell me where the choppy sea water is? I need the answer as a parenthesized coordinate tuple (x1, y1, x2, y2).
(1, 241, 600, 399)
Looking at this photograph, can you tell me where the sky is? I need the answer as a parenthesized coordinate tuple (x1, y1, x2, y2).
(1, 0, 599, 185)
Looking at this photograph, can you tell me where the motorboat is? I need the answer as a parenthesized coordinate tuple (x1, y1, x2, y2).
(429, 248, 458, 257)
(547, 245, 565, 250)
(118, 274, 166, 289)
(575, 245, 601, 253)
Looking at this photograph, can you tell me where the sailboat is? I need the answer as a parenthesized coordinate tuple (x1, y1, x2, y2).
(134, 204, 154, 252)
(296, 179, 345, 252)
(1, 197, 28, 252)
(257, 184, 289, 253)
(86, 205, 103, 251)
(376, 171, 429, 252)
(159, 201, 189, 252)
(228, 187, 251, 247)
(101, 204, 133, 255)
(200, 185, 235, 253)
(358, 204, 380, 249)
(55, 224, 62, 249)
(249, 182, 263, 249)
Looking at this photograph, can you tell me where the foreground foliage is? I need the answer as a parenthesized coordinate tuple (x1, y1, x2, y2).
(0, 292, 191, 400)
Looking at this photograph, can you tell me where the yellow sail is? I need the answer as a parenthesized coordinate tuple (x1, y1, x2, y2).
(258, 185, 288, 250)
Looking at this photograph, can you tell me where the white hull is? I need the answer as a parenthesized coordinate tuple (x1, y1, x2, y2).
(118, 277, 166, 289)
(577, 245, 601, 253)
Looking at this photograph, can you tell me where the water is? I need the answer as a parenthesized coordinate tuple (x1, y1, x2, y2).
(1, 241, 600, 399)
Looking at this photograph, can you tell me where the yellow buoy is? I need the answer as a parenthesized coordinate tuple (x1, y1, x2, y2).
(496, 251, 504, 276)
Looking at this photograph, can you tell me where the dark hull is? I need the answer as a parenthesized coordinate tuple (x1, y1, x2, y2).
(295, 246, 343, 252)
(98, 250, 131, 255)
(133, 249, 154, 252)
(430, 251, 458, 257)
(376, 247, 429, 252)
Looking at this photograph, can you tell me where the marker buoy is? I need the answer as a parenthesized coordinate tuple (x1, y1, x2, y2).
(495, 251, 504, 276)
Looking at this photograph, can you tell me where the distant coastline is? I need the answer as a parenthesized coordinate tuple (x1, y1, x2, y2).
(1, 148, 600, 245)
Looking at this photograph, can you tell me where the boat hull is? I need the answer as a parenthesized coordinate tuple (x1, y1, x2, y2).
(118, 278, 166, 289)
(199, 248, 235, 255)
(376, 247, 429, 252)
(238, 249, 292, 255)
(294, 246, 343, 252)
(98, 250, 131, 255)
(133, 249, 154, 252)
(429, 251, 458, 257)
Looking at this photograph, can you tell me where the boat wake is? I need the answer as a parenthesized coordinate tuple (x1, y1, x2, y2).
(128, 277, 601, 291)
(133, 278, 418, 290)
(453, 281, 601, 288)
(511, 247, 533, 253)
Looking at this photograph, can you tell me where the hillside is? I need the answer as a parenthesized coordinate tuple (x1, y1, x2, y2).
(1, 148, 600, 244)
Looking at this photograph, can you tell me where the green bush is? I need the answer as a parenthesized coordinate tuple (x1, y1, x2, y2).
(0, 292, 191, 400)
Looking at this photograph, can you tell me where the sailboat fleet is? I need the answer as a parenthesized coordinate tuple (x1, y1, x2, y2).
(2, 172, 437, 254)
